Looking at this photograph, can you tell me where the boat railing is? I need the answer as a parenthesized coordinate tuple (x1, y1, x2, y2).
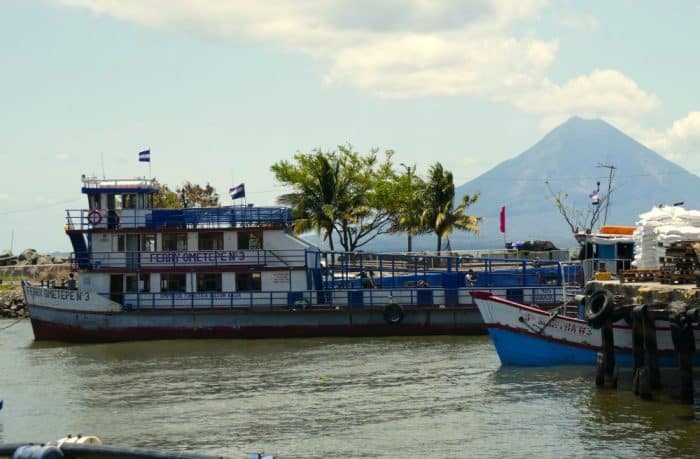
(110, 284, 580, 311)
(65, 206, 293, 231)
(320, 252, 582, 289)
(74, 249, 308, 270)
(581, 258, 632, 282)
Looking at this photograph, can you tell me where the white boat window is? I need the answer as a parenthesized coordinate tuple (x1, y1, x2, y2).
(197, 273, 222, 292)
(142, 194, 153, 209)
(141, 234, 156, 252)
(89, 194, 100, 210)
(199, 232, 223, 250)
(236, 272, 261, 291)
(122, 194, 137, 209)
(238, 231, 263, 250)
(162, 233, 187, 251)
(117, 235, 125, 252)
(161, 273, 186, 293)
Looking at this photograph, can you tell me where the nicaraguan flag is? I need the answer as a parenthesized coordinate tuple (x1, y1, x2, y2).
(139, 150, 150, 162)
(589, 181, 600, 205)
(229, 183, 245, 199)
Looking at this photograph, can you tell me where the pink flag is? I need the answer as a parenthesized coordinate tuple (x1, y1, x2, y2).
(499, 206, 506, 233)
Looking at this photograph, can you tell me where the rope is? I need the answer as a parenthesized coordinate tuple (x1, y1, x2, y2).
(519, 308, 561, 335)
(0, 317, 25, 331)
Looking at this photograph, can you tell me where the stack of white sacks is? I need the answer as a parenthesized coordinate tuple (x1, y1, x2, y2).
(632, 206, 700, 269)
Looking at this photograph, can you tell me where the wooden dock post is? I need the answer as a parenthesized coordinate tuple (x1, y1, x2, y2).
(631, 305, 650, 398)
(631, 305, 645, 370)
(643, 310, 661, 390)
(670, 310, 696, 404)
(600, 317, 617, 388)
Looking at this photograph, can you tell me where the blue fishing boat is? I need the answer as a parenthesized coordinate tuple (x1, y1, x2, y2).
(471, 290, 700, 367)
(21, 175, 581, 342)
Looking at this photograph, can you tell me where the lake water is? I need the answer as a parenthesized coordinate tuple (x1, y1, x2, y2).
(1, 318, 700, 458)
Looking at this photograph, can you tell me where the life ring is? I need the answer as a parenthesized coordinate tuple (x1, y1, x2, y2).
(383, 303, 404, 324)
(87, 209, 102, 225)
(585, 290, 614, 329)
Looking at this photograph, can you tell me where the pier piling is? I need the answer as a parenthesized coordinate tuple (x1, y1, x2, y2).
(585, 281, 700, 407)
(599, 317, 617, 388)
(670, 310, 696, 403)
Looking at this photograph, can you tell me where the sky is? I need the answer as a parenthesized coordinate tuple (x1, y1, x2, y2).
(1, 0, 700, 252)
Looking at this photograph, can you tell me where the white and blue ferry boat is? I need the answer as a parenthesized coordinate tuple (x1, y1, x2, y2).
(21, 175, 580, 342)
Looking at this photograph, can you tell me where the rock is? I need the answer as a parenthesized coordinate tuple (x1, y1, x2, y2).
(36, 255, 54, 265)
(19, 249, 38, 264)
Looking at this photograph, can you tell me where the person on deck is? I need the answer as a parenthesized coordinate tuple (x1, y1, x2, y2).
(67, 273, 77, 290)
(361, 270, 377, 289)
(465, 269, 476, 286)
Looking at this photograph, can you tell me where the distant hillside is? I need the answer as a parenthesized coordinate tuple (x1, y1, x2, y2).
(452, 117, 700, 249)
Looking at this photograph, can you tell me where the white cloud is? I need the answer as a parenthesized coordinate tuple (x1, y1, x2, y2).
(56, 153, 70, 160)
(513, 70, 661, 131)
(644, 112, 700, 164)
(57, 0, 661, 130)
(57, 0, 555, 99)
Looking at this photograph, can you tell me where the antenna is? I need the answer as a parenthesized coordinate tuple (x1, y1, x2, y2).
(101, 152, 106, 178)
(597, 163, 616, 225)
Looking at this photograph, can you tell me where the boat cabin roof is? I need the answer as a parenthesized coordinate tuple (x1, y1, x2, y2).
(81, 176, 158, 195)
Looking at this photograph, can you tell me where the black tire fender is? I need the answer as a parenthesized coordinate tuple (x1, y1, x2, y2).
(585, 290, 614, 329)
(383, 303, 404, 324)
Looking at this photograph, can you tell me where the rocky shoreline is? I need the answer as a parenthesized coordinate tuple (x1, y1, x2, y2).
(0, 284, 27, 318)
(0, 248, 72, 319)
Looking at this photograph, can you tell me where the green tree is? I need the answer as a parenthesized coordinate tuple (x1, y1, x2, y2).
(272, 151, 341, 250)
(153, 182, 181, 208)
(176, 181, 220, 207)
(271, 145, 395, 251)
(384, 164, 428, 252)
(152, 181, 219, 208)
(422, 162, 480, 253)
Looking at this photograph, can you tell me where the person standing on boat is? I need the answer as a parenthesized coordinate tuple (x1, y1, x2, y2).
(361, 270, 377, 288)
(67, 273, 76, 290)
(465, 269, 476, 286)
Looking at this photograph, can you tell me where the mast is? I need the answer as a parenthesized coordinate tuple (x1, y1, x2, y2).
(597, 163, 616, 225)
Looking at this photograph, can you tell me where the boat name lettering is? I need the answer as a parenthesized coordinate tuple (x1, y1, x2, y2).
(26, 286, 90, 301)
(520, 313, 592, 336)
(148, 251, 246, 264)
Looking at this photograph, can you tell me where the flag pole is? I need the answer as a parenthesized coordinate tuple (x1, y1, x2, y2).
(148, 147, 152, 178)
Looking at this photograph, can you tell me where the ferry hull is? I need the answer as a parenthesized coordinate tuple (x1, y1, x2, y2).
(471, 291, 700, 367)
(27, 304, 485, 342)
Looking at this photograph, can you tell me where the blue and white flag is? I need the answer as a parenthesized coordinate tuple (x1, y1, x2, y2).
(589, 181, 600, 205)
(229, 183, 245, 199)
(139, 149, 150, 162)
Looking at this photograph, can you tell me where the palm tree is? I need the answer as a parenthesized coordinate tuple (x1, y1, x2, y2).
(388, 164, 427, 252)
(274, 153, 344, 251)
(423, 163, 480, 253)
